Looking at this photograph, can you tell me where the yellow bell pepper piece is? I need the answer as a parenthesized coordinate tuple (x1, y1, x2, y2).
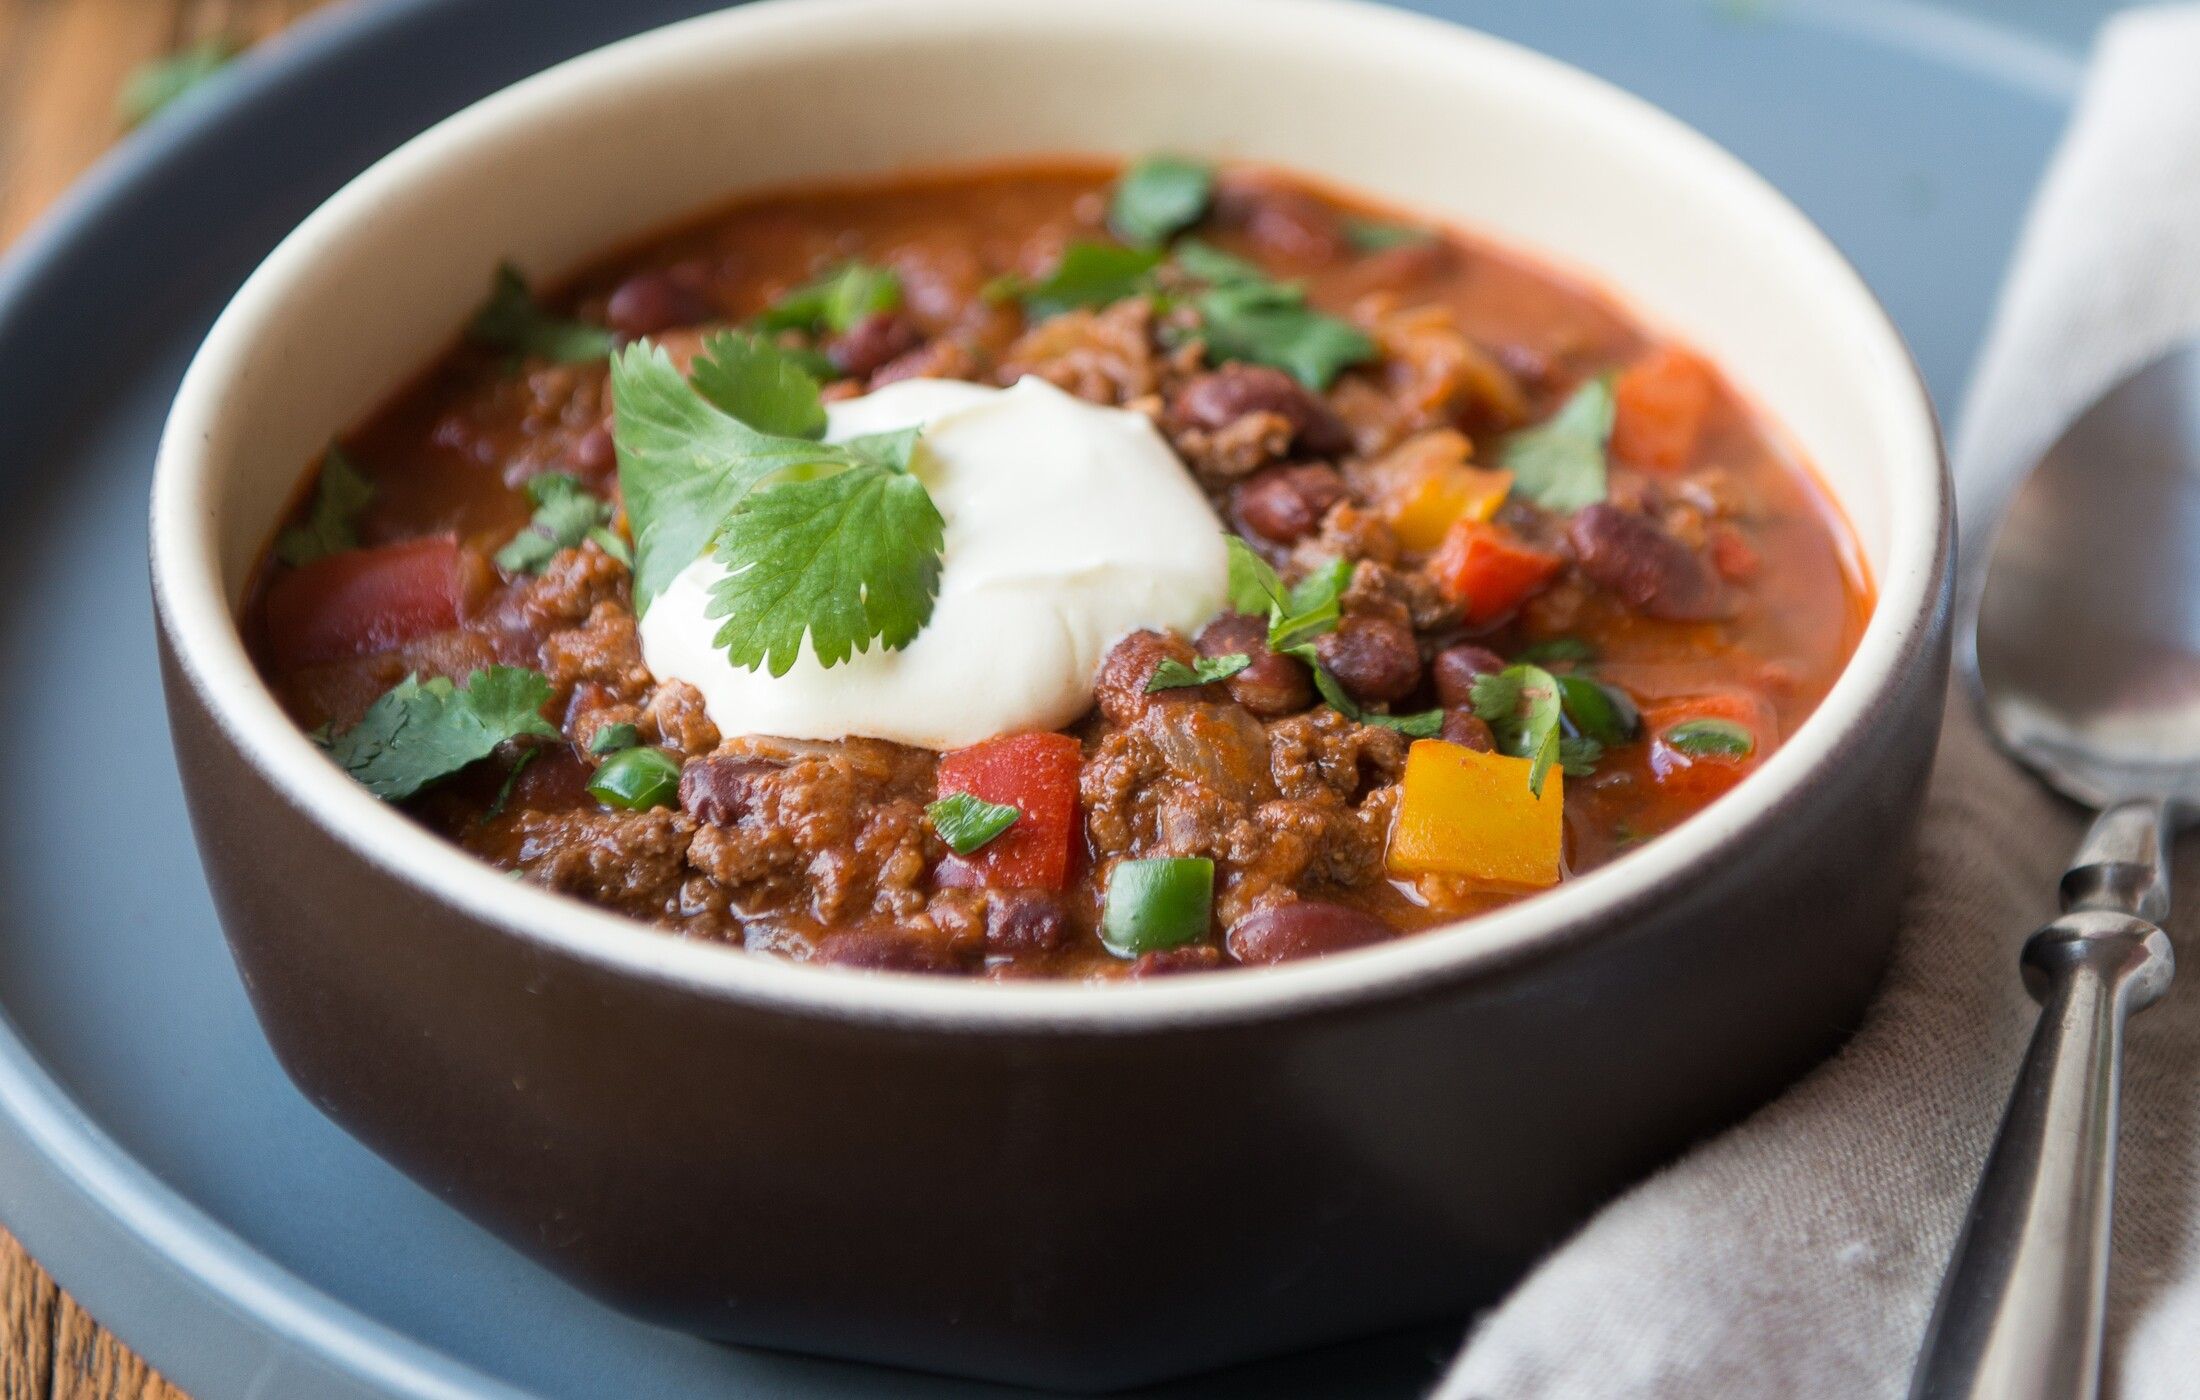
(1386, 740, 1563, 888)
(1375, 431, 1513, 550)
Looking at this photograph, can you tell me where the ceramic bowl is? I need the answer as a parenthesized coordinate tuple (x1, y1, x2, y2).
(151, 0, 1949, 1387)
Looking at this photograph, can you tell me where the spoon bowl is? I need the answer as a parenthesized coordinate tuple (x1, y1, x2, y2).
(1971, 344, 2200, 810)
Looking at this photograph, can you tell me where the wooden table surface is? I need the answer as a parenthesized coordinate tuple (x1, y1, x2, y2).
(0, 6, 339, 1394)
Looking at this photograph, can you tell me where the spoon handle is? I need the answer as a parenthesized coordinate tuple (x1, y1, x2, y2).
(1909, 799, 2175, 1400)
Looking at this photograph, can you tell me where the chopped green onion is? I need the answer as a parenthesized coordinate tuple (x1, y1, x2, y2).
(1663, 717, 1756, 759)
(927, 791, 1022, 855)
(587, 746, 682, 810)
(1101, 857, 1215, 957)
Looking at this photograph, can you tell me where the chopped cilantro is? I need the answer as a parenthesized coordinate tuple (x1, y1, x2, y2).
(1665, 717, 1756, 758)
(1220, 537, 1436, 734)
(1147, 653, 1252, 693)
(495, 472, 614, 574)
(588, 722, 640, 756)
(1344, 217, 1435, 253)
(484, 746, 538, 820)
(688, 331, 827, 439)
(1015, 243, 1165, 320)
(1470, 663, 1567, 796)
(1556, 675, 1640, 747)
(1502, 377, 1615, 513)
(320, 666, 559, 801)
(1109, 155, 1215, 248)
(274, 446, 373, 566)
(927, 791, 1022, 855)
(119, 37, 240, 128)
(1173, 239, 1374, 390)
(755, 262, 901, 335)
(468, 263, 616, 364)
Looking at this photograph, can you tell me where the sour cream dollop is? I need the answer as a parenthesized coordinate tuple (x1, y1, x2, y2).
(637, 376, 1229, 751)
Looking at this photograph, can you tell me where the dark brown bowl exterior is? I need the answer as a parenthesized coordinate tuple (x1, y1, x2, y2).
(158, 564, 1947, 1390)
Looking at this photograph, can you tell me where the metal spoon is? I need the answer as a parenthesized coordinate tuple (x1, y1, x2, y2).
(1909, 347, 2198, 1399)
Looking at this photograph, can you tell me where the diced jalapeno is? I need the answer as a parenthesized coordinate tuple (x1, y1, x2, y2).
(588, 745, 682, 810)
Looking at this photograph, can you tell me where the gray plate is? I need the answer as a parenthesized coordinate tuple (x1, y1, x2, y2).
(0, 0, 2090, 1395)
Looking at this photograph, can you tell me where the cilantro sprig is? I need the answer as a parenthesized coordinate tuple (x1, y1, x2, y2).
(1109, 155, 1215, 248)
(1470, 663, 1617, 796)
(612, 332, 945, 675)
(468, 263, 616, 365)
(321, 666, 559, 801)
(1222, 537, 1441, 736)
(1665, 717, 1755, 758)
(496, 473, 623, 573)
(1004, 243, 1165, 320)
(119, 37, 240, 128)
(927, 792, 1022, 855)
(275, 446, 373, 566)
(1502, 377, 1615, 513)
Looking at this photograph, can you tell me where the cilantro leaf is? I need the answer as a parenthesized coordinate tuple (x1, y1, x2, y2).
(1147, 653, 1252, 693)
(1665, 717, 1756, 758)
(927, 791, 1022, 855)
(1225, 534, 1289, 618)
(1110, 155, 1215, 248)
(1514, 636, 1597, 667)
(589, 722, 640, 755)
(705, 452, 945, 675)
(1270, 557, 1355, 652)
(274, 446, 373, 567)
(468, 262, 616, 364)
(495, 472, 614, 574)
(1172, 241, 1373, 390)
(1470, 663, 1567, 796)
(612, 341, 884, 612)
(688, 332, 827, 439)
(1502, 377, 1615, 513)
(756, 262, 901, 335)
(321, 666, 559, 801)
(119, 37, 239, 128)
(1559, 734, 1605, 777)
(1555, 674, 1640, 747)
(1017, 243, 1165, 320)
(1344, 217, 1434, 253)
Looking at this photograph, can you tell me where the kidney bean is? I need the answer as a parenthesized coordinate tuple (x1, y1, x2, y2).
(568, 420, 616, 478)
(1172, 364, 1351, 455)
(1093, 629, 1208, 726)
(985, 893, 1070, 956)
(816, 928, 961, 974)
(1233, 463, 1348, 545)
(1440, 710, 1497, 751)
(1213, 178, 1348, 263)
(1567, 503, 1732, 621)
(1226, 900, 1391, 964)
(605, 268, 715, 339)
(1196, 612, 1314, 717)
(826, 311, 923, 379)
(1431, 644, 1509, 708)
(678, 756, 778, 827)
(1314, 615, 1422, 703)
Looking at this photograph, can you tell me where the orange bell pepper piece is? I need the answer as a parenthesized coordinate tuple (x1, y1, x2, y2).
(1428, 520, 1564, 626)
(1386, 739, 1564, 888)
(1611, 345, 1717, 473)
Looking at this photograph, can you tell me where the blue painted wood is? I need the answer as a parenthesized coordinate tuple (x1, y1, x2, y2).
(0, 1, 2096, 1395)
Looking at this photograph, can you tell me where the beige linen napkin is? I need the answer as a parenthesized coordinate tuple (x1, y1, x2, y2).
(1438, 7, 2200, 1395)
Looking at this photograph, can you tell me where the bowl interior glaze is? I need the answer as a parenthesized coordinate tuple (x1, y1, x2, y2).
(151, 0, 1944, 1026)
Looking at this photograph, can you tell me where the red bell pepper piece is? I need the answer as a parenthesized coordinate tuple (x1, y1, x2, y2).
(1611, 345, 1716, 473)
(1643, 691, 1778, 802)
(1429, 520, 1564, 626)
(933, 732, 1083, 891)
(264, 535, 465, 669)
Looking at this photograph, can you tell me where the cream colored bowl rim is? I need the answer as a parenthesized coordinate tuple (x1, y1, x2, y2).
(151, 0, 1948, 1031)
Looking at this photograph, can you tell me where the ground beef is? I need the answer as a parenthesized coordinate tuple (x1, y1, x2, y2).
(510, 806, 694, 916)
(681, 738, 937, 925)
(996, 297, 1157, 405)
(642, 679, 720, 757)
(1267, 706, 1409, 802)
(540, 600, 650, 703)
